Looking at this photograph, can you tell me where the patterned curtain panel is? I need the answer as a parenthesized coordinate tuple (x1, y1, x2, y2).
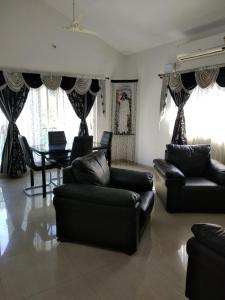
(169, 88, 192, 144)
(67, 91, 96, 136)
(0, 85, 29, 177)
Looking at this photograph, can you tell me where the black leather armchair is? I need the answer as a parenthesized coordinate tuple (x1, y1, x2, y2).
(154, 144, 225, 212)
(186, 223, 225, 300)
(53, 151, 154, 254)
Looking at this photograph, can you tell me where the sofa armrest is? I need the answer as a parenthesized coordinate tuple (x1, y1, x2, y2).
(153, 159, 185, 179)
(53, 183, 140, 208)
(191, 223, 225, 258)
(110, 168, 153, 192)
(206, 159, 225, 185)
(62, 166, 77, 184)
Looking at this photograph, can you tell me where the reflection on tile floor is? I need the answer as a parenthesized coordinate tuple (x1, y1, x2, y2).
(0, 165, 225, 299)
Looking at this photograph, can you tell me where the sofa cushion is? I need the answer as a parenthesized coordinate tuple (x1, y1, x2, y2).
(192, 223, 225, 258)
(72, 151, 110, 186)
(166, 144, 210, 176)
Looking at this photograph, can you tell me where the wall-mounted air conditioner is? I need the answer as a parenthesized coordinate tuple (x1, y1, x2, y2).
(177, 45, 225, 62)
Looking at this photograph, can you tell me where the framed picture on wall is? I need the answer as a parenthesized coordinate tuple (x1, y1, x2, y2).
(115, 88, 132, 135)
(111, 80, 138, 161)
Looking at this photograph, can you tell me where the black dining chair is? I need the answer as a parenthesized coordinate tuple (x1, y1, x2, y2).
(100, 131, 113, 166)
(47, 131, 69, 185)
(48, 130, 69, 162)
(100, 131, 113, 147)
(18, 135, 57, 196)
(48, 131, 67, 145)
(70, 135, 93, 163)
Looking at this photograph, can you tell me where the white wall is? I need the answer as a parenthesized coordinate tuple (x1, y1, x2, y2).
(0, 0, 127, 142)
(0, 0, 125, 77)
(127, 32, 225, 166)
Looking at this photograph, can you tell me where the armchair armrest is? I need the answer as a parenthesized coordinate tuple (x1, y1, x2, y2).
(110, 168, 153, 192)
(62, 166, 77, 184)
(191, 223, 225, 258)
(206, 159, 225, 185)
(153, 159, 185, 179)
(53, 184, 140, 208)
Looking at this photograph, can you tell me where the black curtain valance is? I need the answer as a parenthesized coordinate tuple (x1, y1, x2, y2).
(0, 71, 101, 95)
(160, 66, 225, 117)
(181, 72, 197, 90)
(216, 67, 225, 87)
(22, 73, 42, 88)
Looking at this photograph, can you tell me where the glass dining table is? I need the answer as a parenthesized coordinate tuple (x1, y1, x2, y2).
(30, 142, 110, 198)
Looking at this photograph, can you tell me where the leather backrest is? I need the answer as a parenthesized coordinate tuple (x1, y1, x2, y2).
(48, 131, 67, 145)
(100, 131, 113, 147)
(72, 151, 110, 186)
(18, 135, 35, 168)
(70, 135, 93, 163)
(166, 144, 210, 176)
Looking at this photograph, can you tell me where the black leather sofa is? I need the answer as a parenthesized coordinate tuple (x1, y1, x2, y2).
(53, 151, 154, 254)
(186, 223, 225, 300)
(154, 144, 225, 212)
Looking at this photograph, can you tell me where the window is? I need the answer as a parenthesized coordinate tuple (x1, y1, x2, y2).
(166, 84, 225, 162)
(0, 86, 96, 162)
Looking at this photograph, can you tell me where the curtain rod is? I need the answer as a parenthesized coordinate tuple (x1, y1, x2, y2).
(158, 61, 225, 78)
(1, 66, 110, 80)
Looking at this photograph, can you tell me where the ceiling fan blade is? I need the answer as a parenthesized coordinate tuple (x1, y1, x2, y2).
(79, 28, 97, 35)
(64, 0, 96, 35)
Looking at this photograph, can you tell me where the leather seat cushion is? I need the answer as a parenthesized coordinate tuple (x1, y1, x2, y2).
(166, 144, 210, 176)
(72, 151, 110, 186)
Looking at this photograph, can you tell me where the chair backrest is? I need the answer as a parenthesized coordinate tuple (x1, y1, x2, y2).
(100, 131, 113, 147)
(70, 136, 93, 163)
(48, 131, 67, 145)
(18, 135, 35, 169)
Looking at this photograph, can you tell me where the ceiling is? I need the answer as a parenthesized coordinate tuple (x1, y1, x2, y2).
(42, 0, 225, 54)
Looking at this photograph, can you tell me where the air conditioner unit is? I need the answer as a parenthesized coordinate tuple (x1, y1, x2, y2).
(177, 45, 225, 62)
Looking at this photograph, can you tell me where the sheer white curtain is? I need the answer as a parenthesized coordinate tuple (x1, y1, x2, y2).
(16, 86, 95, 147)
(185, 84, 225, 163)
(166, 84, 225, 163)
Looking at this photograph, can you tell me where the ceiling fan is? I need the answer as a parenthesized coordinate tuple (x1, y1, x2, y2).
(65, 0, 96, 35)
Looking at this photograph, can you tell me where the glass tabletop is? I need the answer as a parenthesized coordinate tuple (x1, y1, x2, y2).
(31, 142, 107, 155)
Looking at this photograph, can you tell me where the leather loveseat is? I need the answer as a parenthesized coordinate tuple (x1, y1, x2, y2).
(186, 223, 225, 300)
(53, 151, 154, 253)
(154, 144, 225, 212)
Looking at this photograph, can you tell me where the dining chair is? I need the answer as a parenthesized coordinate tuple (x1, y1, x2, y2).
(18, 135, 57, 196)
(48, 131, 67, 145)
(100, 131, 113, 147)
(70, 135, 93, 163)
(100, 131, 113, 166)
(48, 130, 70, 184)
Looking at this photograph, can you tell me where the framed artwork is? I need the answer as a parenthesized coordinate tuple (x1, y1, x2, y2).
(111, 80, 138, 161)
(115, 88, 132, 134)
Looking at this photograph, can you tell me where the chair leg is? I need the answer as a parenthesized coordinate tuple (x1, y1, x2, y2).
(30, 169, 34, 187)
(57, 168, 61, 186)
(25, 171, 53, 197)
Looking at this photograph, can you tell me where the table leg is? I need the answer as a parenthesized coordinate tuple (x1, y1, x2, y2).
(41, 154, 46, 198)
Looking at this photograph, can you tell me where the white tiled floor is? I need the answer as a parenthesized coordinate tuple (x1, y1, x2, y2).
(0, 164, 225, 300)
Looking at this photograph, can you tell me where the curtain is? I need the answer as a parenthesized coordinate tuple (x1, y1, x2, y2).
(185, 84, 225, 163)
(67, 91, 96, 136)
(0, 85, 29, 176)
(169, 88, 192, 144)
(17, 86, 95, 146)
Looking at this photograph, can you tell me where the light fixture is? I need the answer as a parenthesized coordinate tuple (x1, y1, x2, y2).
(64, 0, 96, 35)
